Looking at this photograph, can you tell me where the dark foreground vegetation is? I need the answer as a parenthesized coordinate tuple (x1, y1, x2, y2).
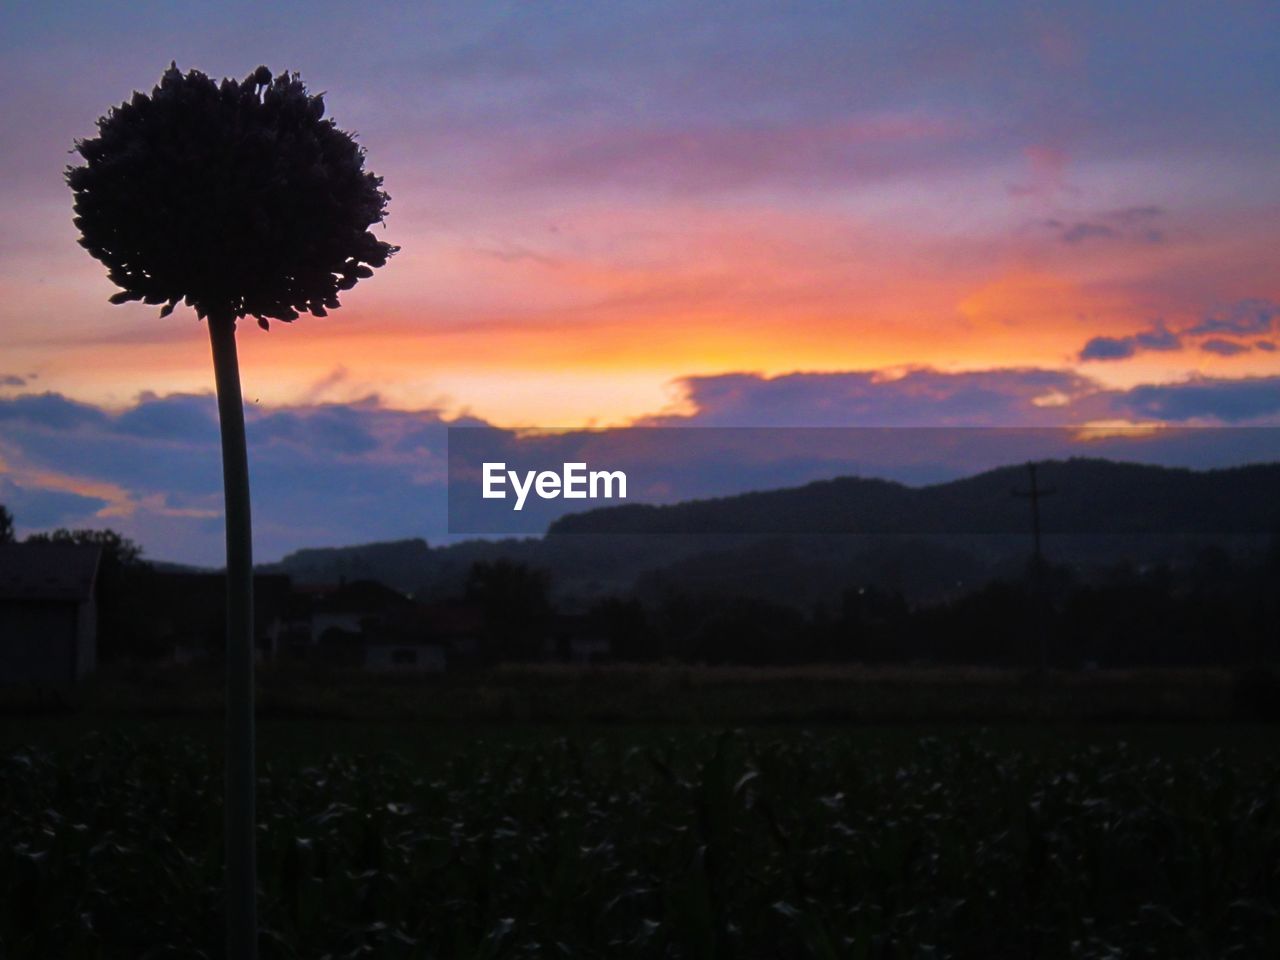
(3, 661, 1279, 724)
(2, 725, 1278, 958)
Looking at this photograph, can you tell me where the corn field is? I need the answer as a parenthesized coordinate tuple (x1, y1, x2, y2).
(3, 729, 1278, 958)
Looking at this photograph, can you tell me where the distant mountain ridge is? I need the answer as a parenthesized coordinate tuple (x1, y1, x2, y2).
(548, 458, 1280, 536)
(259, 459, 1280, 602)
(261, 538, 432, 592)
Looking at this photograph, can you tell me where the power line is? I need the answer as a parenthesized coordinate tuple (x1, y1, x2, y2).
(1012, 462, 1056, 566)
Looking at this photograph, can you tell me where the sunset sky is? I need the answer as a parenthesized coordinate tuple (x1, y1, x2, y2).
(2, 1, 1279, 564)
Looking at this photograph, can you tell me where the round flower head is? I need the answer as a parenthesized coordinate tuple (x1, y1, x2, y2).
(67, 64, 397, 329)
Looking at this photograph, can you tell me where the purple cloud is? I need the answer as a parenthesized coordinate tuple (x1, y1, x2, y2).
(115, 392, 219, 439)
(1076, 300, 1280, 365)
(1135, 324, 1181, 351)
(0, 392, 111, 430)
(1110, 206, 1164, 226)
(1078, 336, 1137, 361)
(1186, 299, 1280, 336)
(1112, 375, 1280, 422)
(1061, 222, 1118, 243)
(0, 391, 465, 566)
(1200, 338, 1251, 356)
(1041, 206, 1165, 246)
(1079, 320, 1181, 361)
(650, 368, 1096, 428)
(0, 477, 108, 530)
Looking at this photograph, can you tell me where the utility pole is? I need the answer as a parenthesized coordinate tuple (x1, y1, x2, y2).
(1013, 462, 1056, 674)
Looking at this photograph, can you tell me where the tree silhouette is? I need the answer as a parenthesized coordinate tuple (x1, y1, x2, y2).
(465, 559, 552, 661)
(0, 504, 13, 544)
(67, 64, 396, 959)
(25, 526, 144, 565)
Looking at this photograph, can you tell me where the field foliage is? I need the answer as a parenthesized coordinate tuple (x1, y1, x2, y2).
(3, 728, 1279, 958)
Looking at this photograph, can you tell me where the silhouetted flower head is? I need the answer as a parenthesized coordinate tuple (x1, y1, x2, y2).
(67, 64, 397, 329)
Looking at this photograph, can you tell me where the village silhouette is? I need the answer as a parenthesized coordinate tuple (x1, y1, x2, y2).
(4, 455, 1280, 694)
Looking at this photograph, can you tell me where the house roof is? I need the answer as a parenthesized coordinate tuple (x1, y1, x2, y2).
(384, 601, 485, 636)
(0, 543, 102, 602)
(311, 579, 413, 615)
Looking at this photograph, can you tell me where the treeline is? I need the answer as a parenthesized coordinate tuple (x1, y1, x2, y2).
(467, 546, 1280, 669)
(6, 504, 1279, 669)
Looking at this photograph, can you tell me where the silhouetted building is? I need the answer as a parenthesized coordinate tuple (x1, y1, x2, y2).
(410, 601, 486, 663)
(307, 580, 414, 645)
(273, 579, 416, 666)
(0, 543, 101, 683)
(363, 640, 448, 673)
(367, 601, 487, 671)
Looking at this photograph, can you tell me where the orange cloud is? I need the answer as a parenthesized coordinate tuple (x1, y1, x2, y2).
(8, 186, 1279, 428)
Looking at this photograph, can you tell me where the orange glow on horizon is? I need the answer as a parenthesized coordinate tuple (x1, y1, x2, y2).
(4, 193, 1278, 427)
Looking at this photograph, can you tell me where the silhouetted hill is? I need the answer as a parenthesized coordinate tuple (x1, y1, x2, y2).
(252, 460, 1280, 606)
(263, 538, 432, 592)
(549, 459, 1280, 536)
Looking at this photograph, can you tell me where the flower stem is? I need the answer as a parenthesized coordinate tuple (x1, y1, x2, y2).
(208, 312, 257, 960)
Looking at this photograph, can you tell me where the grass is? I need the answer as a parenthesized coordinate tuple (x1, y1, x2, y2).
(2, 722, 1278, 958)
(2, 666, 1276, 956)
(0, 661, 1261, 725)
